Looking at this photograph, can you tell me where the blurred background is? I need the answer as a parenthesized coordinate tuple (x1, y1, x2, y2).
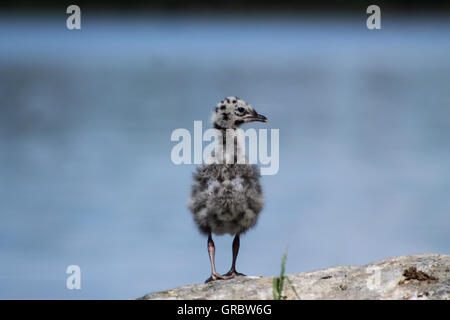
(0, 1, 449, 299)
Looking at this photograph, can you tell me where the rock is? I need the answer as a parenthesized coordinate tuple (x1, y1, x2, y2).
(138, 254, 450, 300)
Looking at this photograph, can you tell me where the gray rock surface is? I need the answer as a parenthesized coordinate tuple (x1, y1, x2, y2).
(138, 254, 450, 300)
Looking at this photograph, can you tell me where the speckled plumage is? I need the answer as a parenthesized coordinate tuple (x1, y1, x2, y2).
(189, 163, 264, 235)
(188, 97, 266, 236)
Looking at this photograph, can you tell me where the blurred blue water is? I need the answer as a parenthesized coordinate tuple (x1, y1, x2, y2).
(0, 14, 449, 299)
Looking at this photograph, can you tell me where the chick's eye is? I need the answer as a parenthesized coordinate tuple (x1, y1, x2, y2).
(237, 107, 245, 113)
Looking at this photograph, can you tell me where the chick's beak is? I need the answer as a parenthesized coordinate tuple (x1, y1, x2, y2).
(256, 113, 268, 122)
(244, 110, 268, 123)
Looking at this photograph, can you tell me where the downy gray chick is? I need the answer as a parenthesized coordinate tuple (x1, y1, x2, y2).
(188, 96, 268, 283)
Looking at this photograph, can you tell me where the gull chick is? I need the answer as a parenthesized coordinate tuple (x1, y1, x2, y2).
(188, 96, 268, 283)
